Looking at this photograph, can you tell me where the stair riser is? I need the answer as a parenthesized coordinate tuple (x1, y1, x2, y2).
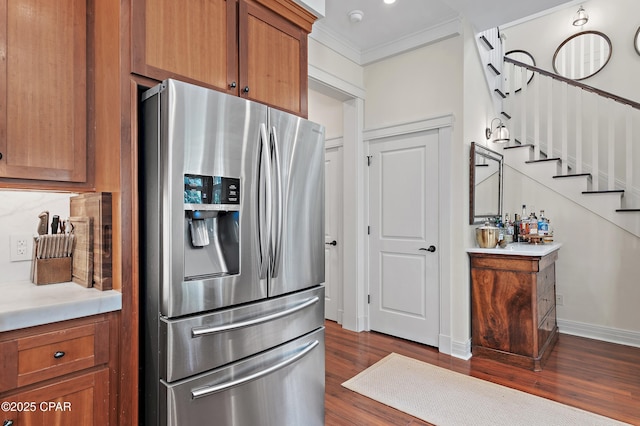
(501, 147, 532, 164)
(553, 177, 591, 194)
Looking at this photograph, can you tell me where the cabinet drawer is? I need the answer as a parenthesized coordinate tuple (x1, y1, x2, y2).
(537, 307, 557, 353)
(537, 263, 556, 298)
(537, 283, 555, 324)
(0, 321, 109, 392)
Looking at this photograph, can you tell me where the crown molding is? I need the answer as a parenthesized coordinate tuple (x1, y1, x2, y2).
(361, 18, 462, 65)
(310, 22, 363, 64)
(311, 17, 463, 66)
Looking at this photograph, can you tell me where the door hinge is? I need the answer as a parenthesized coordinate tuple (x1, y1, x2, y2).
(367, 225, 370, 235)
(367, 294, 370, 304)
(366, 155, 373, 166)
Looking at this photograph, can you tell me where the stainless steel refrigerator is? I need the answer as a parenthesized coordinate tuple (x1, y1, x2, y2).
(139, 79, 325, 426)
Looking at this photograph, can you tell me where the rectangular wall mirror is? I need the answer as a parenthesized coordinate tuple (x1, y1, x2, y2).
(469, 142, 503, 224)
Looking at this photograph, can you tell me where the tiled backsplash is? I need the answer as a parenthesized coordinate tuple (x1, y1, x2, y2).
(0, 190, 73, 283)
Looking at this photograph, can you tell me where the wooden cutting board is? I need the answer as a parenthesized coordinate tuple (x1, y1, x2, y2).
(70, 216, 93, 288)
(70, 192, 112, 290)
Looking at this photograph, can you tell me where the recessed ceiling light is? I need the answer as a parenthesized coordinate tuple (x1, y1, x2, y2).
(384, 0, 396, 4)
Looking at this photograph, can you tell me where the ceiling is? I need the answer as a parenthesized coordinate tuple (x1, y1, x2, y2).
(311, 0, 578, 65)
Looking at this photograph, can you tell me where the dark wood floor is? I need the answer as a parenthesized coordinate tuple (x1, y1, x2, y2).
(324, 320, 640, 425)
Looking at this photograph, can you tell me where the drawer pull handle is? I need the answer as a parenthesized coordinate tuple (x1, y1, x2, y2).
(191, 339, 319, 399)
(4, 420, 14, 426)
(53, 351, 66, 359)
(191, 296, 319, 337)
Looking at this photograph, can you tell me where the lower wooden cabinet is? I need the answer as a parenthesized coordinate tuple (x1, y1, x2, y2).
(1, 369, 109, 426)
(469, 249, 560, 371)
(0, 313, 117, 425)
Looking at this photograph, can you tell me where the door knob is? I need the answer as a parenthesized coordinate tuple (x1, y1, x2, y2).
(325, 240, 337, 246)
(419, 245, 436, 252)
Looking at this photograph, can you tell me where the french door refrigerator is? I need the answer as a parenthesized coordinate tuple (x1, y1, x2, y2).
(139, 79, 325, 426)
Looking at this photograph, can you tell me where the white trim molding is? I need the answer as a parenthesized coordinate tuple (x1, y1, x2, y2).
(311, 18, 462, 66)
(363, 114, 454, 355)
(451, 338, 472, 360)
(558, 319, 640, 349)
(363, 115, 455, 140)
(309, 64, 366, 101)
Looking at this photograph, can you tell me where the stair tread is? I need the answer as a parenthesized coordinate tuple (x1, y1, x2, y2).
(525, 158, 561, 163)
(553, 173, 591, 178)
(582, 190, 624, 194)
(616, 209, 640, 212)
(494, 88, 507, 99)
(503, 144, 533, 150)
(479, 35, 494, 50)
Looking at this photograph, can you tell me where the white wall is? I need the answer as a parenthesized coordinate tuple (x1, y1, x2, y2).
(502, 0, 640, 104)
(459, 19, 501, 350)
(308, 89, 344, 140)
(0, 190, 72, 283)
(363, 36, 462, 129)
(308, 38, 365, 91)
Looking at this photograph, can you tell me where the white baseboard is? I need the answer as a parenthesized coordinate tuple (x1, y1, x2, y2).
(558, 319, 640, 348)
(450, 338, 472, 360)
(438, 334, 452, 356)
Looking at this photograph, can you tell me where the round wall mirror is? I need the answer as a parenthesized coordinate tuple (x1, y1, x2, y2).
(553, 31, 612, 80)
(505, 50, 536, 93)
(635, 26, 640, 56)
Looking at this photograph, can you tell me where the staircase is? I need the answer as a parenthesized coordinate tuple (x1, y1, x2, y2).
(477, 29, 640, 238)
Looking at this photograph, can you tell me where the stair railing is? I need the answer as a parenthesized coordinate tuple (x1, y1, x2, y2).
(503, 57, 639, 201)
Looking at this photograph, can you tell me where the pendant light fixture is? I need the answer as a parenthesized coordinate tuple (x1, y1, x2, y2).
(572, 6, 589, 26)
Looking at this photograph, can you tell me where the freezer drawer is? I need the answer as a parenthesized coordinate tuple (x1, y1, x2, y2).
(160, 286, 324, 382)
(161, 327, 325, 426)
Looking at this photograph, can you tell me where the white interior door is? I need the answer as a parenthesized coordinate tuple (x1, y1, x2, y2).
(368, 131, 440, 346)
(324, 146, 342, 321)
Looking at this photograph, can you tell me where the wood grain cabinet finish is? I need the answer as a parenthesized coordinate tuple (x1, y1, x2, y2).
(239, 0, 308, 115)
(0, 0, 87, 183)
(469, 250, 560, 371)
(0, 314, 115, 426)
(131, 0, 238, 95)
(131, 0, 315, 116)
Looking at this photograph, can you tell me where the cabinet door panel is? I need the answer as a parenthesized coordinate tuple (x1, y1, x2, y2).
(0, 0, 86, 182)
(132, 0, 238, 93)
(2, 369, 109, 426)
(240, 0, 307, 115)
(471, 268, 534, 355)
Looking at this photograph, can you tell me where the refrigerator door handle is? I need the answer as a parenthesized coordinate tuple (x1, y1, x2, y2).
(257, 123, 272, 280)
(191, 339, 320, 399)
(270, 126, 284, 278)
(191, 296, 320, 337)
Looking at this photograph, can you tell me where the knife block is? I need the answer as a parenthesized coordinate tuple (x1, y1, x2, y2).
(32, 257, 72, 285)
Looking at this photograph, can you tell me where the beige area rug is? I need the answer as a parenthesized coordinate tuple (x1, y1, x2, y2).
(342, 353, 629, 426)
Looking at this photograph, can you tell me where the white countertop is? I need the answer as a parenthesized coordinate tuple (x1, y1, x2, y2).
(0, 280, 122, 332)
(466, 242, 562, 257)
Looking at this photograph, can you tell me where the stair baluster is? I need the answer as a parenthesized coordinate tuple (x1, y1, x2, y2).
(497, 56, 640, 235)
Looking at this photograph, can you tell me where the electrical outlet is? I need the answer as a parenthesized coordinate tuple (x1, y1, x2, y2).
(10, 234, 34, 262)
(556, 294, 564, 306)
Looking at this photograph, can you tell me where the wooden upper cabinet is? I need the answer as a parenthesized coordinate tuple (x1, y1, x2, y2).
(239, 0, 308, 116)
(131, 0, 239, 94)
(0, 0, 87, 182)
(131, 0, 316, 116)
